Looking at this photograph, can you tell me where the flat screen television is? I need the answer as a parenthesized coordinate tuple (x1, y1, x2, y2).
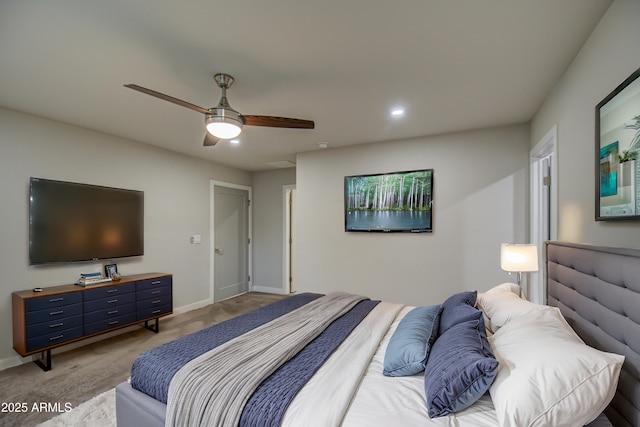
(29, 177, 144, 265)
(345, 169, 433, 232)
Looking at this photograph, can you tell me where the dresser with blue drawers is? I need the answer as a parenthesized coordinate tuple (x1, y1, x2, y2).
(12, 273, 172, 371)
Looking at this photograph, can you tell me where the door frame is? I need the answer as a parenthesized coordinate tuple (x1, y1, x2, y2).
(529, 124, 558, 304)
(283, 184, 296, 294)
(210, 180, 252, 303)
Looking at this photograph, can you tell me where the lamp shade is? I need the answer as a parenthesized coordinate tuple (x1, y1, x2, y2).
(500, 244, 539, 272)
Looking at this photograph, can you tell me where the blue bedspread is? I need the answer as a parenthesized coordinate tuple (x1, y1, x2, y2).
(131, 293, 323, 403)
(240, 298, 379, 427)
(131, 292, 379, 426)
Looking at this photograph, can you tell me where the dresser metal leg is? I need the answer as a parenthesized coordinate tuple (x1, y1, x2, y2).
(34, 349, 51, 372)
(144, 318, 159, 333)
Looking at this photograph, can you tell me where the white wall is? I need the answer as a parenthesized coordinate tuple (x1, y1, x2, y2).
(0, 107, 251, 366)
(251, 168, 296, 293)
(531, 0, 640, 248)
(296, 124, 530, 306)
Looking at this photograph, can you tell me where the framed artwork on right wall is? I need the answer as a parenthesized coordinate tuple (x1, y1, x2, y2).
(596, 66, 640, 221)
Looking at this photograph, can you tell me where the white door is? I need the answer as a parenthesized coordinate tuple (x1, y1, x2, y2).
(214, 185, 250, 302)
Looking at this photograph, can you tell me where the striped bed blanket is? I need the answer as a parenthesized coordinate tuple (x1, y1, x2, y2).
(130, 292, 379, 427)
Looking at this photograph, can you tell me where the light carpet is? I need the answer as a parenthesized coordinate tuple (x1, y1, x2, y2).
(37, 388, 115, 427)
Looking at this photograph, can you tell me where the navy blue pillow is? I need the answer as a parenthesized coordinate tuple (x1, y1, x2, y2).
(438, 291, 480, 335)
(383, 305, 441, 377)
(424, 316, 498, 418)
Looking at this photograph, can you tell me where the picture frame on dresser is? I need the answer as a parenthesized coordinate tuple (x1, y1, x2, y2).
(105, 263, 119, 279)
(596, 66, 640, 220)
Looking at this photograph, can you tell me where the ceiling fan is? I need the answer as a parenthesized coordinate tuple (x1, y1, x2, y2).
(124, 73, 315, 146)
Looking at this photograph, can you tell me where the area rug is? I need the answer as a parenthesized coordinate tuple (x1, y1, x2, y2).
(37, 388, 115, 427)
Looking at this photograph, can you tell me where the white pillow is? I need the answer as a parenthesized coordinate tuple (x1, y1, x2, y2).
(476, 283, 548, 333)
(481, 282, 523, 297)
(489, 307, 624, 427)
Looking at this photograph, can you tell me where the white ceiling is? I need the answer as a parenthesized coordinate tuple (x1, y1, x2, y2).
(0, 0, 612, 171)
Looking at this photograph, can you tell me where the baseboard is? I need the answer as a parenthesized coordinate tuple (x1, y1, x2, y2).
(0, 354, 32, 371)
(171, 298, 212, 315)
(251, 285, 289, 295)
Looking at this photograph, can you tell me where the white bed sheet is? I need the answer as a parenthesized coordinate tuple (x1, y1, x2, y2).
(283, 301, 402, 427)
(284, 302, 499, 426)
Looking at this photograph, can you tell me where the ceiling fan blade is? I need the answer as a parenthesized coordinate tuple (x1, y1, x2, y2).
(124, 84, 211, 115)
(242, 115, 315, 129)
(203, 133, 219, 146)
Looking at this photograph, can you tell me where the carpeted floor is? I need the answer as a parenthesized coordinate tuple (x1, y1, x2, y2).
(37, 389, 115, 427)
(0, 292, 287, 427)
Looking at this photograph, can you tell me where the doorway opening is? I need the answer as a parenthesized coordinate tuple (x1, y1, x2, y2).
(529, 125, 558, 304)
(284, 185, 296, 294)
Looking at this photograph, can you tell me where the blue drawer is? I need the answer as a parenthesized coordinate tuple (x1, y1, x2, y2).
(83, 282, 136, 301)
(136, 276, 172, 291)
(26, 314, 83, 339)
(136, 294, 172, 311)
(84, 303, 136, 324)
(84, 292, 135, 312)
(26, 326, 84, 353)
(25, 292, 82, 312)
(138, 303, 172, 321)
(26, 303, 83, 326)
(84, 312, 137, 335)
(137, 285, 172, 301)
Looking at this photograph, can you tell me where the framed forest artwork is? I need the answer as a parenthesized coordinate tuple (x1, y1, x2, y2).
(344, 169, 433, 233)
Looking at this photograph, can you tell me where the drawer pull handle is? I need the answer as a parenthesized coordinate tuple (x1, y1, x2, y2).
(49, 335, 64, 341)
(49, 298, 64, 302)
(50, 310, 64, 315)
(108, 299, 118, 304)
(151, 290, 161, 294)
(107, 289, 118, 293)
(108, 320, 119, 325)
(151, 281, 161, 285)
(152, 309, 161, 314)
(152, 299, 161, 304)
(49, 322, 64, 328)
(108, 310, 119, 315)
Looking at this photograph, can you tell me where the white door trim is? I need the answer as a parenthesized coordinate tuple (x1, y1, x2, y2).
(283, 185, 296, 294)
(210, 180, 252, 303)
(529, 124, 558, 304)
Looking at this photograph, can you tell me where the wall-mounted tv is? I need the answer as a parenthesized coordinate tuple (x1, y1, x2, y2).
(29, 177, 144, 265)
(345, 169, 433, 233)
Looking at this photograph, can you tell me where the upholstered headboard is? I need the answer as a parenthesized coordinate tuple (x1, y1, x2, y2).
(546, 241, 640, 427)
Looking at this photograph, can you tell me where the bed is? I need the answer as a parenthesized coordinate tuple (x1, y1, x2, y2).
(115, 241, 638, 426)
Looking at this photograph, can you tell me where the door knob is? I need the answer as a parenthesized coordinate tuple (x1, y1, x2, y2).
(215, 248, 224, 255)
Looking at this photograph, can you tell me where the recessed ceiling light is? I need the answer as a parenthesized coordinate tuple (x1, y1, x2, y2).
(391, 108, 405, 117)
(230, 139, 240, 144)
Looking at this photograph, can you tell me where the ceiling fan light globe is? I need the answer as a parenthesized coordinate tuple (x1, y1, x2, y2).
(206, 122, 242, 139)
(205, 112, 243, 139)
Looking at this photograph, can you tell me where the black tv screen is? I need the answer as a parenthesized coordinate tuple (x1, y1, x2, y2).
(345, 169, 433, 232)
(29, 178, 144, 265)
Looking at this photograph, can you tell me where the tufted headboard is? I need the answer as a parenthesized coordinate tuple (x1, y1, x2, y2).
(546, 241, 640, 427)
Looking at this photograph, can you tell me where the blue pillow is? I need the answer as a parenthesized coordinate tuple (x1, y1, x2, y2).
(424, 316, 498, 417)
(438, 291, 480, 335)
(382, 305, 441, 377)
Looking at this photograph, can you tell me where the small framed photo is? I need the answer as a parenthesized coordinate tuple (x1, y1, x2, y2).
(104, 263, 119, 278)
